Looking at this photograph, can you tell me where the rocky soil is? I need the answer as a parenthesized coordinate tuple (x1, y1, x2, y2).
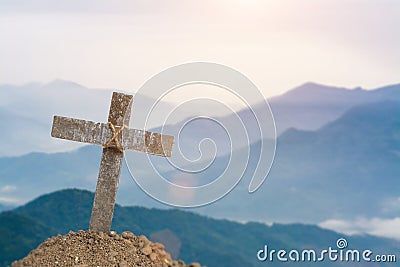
(12, 230, 202, 267)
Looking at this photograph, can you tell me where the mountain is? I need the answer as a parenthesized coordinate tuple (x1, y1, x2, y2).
(1, 99, 399, 230)
(0, 80, 173, 157)
(149, 82, 400, 159)
(269, 82, 400, 134)
(1, 189, 399, 267)
(0, 211, 53, 266)
(0, 144, 168, 209)
(0, 80, 111, 156)
(196, 100, 400, 224)
(1, 80, 399, 157)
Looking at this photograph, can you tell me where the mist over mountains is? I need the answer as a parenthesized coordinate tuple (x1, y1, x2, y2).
(1, 80, 399, 156)
(0, 80, 399, 240)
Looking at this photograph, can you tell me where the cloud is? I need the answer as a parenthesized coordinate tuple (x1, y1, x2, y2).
(0, 196, 22, 205)
(0, 185, 21, 205)
(0, 185, 17, 193)
(319, 217, 400, 240)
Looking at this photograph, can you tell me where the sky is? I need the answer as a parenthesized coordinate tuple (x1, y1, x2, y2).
(0, 0, 399, 98)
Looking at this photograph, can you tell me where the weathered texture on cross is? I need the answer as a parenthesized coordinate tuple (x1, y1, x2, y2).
(51, 92, 174, 233)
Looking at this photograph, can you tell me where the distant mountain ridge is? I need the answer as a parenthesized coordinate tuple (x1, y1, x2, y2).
(133, 81, 400, 159)
(1, 189, 399, 267)
(268, 82, 400, 133)
(0, 80, 399, 156)
(0, 80, 174, 156)
(0, 99, 399, 230)
(193, 99, 400, 225)
(271, 82, 400, 103)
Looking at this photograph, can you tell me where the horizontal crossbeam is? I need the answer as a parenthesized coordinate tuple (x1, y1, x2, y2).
(51, 115, 173, 157)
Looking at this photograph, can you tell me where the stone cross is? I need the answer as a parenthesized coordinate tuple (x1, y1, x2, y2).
(51, 92, 174, 233)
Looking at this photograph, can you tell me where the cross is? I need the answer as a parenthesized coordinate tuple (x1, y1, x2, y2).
(51, 92, 174, 233)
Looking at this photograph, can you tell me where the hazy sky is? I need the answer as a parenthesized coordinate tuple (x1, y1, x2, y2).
(0, 0, 399, 97)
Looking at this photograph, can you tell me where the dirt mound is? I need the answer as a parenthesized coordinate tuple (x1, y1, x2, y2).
(12, 230, 202, 267)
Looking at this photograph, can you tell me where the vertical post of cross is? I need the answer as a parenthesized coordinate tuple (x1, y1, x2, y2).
(89, 92, 132, 233)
